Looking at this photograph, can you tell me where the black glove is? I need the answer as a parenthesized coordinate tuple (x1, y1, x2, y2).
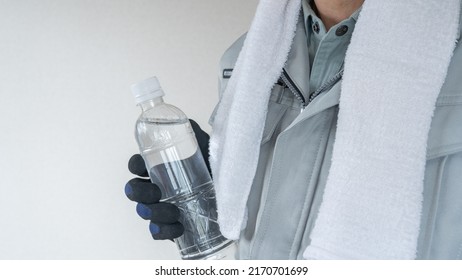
(189, 119, 211, 174)
(125, 119, 210, 240)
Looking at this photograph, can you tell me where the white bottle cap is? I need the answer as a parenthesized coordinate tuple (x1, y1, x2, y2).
(130, 76, 165, 104)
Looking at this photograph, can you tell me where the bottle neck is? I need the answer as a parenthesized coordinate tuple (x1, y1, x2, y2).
(139, 97, 164, 112)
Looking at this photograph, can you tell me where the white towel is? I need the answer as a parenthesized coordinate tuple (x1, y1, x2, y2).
(209, 0, 302, 240)
(303, 0, 460, 259)
(209, 0, 460, 259)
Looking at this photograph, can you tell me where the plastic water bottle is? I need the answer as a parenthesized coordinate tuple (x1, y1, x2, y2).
(130, 76, 233, 260)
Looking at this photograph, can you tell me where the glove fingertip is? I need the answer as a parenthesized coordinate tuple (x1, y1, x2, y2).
(124, 183, 134, 199)
(128, 154, 149, 177)
(149, 223, 160, 235)
(126, 178, 162, 203)
(136, 203, 152, 220)
(150, 222, 184, 240)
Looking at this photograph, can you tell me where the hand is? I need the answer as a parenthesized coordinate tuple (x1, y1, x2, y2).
(125, 154, 184, 240)
(189, 119, 211, 174)
(125, 119, 210, 240)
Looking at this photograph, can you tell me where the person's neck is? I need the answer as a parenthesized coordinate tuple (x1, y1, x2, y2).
(312, 0, 364, 31)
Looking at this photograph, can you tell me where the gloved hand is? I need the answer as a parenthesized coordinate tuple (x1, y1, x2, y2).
(189, 119, 211, 174)
(125, 119, 210, 240)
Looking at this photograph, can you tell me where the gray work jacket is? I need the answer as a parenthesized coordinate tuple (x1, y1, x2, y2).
(212, 15, 462, 259)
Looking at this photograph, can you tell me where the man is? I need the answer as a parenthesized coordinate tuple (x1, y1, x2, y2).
(126, 0, 462, 259)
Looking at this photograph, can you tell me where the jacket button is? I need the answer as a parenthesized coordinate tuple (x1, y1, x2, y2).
(335, 25, 349, 36)
(312, 21, 320, 34)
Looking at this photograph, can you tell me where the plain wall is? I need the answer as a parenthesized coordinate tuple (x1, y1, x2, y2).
(0, 0, 258, 259)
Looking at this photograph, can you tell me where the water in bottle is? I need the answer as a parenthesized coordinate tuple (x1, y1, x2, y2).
(131, 76, 233, 260)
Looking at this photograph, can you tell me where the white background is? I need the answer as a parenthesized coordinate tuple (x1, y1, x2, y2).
(0, 0, 258, 259)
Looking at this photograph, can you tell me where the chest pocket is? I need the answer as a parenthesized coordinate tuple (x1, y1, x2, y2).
(260, 84, 304, 145)
(261, 85, 289, 145)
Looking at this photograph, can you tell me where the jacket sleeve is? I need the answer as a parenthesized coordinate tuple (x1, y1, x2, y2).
(208, 34, 247, 126)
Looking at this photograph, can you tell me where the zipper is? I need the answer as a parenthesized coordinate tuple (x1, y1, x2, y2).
(280, 68, 344, 109)
(308, 69, 344, 103)
(281, 68, 306, 108)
